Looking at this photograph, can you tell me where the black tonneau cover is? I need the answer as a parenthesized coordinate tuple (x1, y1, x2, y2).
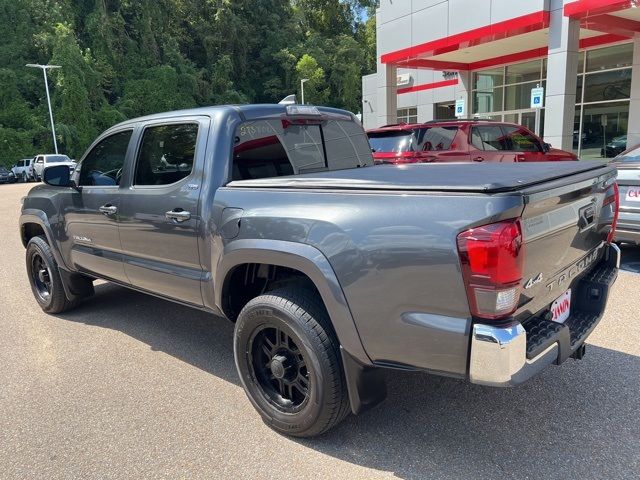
(228, 161, 614, 194)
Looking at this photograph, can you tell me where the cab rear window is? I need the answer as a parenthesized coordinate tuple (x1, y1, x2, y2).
(232, 118, 372, 181)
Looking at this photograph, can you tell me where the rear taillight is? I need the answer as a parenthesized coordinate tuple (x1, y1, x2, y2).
(457, 219, 525, 320)
(603, 182, 619, 243)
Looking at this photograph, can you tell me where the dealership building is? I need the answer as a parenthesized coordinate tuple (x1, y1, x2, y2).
(362, 0, 640, 158)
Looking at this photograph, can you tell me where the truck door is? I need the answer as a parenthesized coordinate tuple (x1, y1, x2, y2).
(62, 129, 133, 282)
(118, 117, 209, 306)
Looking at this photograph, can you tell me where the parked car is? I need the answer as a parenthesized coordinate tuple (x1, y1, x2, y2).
(601, 135, 627, 158)
(31, 154, 76, 181)
(612, 143, 640, 244)
(367, 119, 578, 164)
(21, 104, 619, 437)
(0, 166, 16, 184)
(11, 158, 33, 182)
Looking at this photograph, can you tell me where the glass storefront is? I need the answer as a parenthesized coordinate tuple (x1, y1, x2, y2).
(575, 43, 632, 158)
(472, 59, 546, 136)
(471, 43, 633, 157)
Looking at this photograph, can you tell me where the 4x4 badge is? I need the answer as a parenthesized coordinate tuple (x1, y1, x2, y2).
(524, 273, 543, 289)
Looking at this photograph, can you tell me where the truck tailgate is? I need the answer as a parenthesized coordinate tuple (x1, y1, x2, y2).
(513, 163, 617, 324)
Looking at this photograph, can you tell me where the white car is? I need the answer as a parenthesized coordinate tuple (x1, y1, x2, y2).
(32, 154, 77, 181)
(11, 158, 33, 182)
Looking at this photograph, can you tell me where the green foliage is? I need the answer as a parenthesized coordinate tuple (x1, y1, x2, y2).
(0, 0, 378, 167)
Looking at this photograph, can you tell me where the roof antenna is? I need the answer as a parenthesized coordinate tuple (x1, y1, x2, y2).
(279, 94, 297, 105)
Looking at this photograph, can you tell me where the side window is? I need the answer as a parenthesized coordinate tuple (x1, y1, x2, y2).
(503, 126, 542, 152)
(79, 130, 132, 186)
(474, 125, 509, 151)
(471, 128, 484, 150)
(417, 127, 458, 151)
(134, 123, 198, 186)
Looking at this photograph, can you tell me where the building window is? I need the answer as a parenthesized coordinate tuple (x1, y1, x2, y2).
(471, 59, 545, 135)
(575, 42, 632, 158)
(397, 107, 417, 124)
(435, 102, 456, 120)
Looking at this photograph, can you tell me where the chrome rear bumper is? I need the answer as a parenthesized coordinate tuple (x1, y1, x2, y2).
(469, 244, 620, 387)
(469, 322, 558, 386)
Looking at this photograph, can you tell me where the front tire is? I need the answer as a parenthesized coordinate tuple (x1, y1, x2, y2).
(234, 288, 350, 437)
(26, 235, 79, 314)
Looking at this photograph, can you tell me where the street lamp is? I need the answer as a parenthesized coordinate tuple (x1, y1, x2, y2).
(300, 78, 309, 105)
(26, 64, 61, 154)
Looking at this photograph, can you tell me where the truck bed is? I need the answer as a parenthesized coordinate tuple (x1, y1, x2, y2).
(228, 161, 612, 193)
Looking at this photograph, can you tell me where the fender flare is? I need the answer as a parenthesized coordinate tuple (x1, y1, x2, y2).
(216, 239, 371, 366)
(20, 210, 69, 270)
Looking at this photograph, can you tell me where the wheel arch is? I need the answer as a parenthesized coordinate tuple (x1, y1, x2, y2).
(20, 210, 69, 270)
(216, 239, 370, 366)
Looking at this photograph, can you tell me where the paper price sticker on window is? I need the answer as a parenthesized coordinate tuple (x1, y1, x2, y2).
(530, 87, 544, 109)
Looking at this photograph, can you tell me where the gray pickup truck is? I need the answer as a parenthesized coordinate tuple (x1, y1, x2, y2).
(21, 104, 620, 437)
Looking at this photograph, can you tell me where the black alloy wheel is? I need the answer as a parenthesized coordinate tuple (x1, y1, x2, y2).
(234, 288, 350, 437)
(26, 235, 80, 313)
(30, 252, 52, 302)
(249, 324, 310, 413)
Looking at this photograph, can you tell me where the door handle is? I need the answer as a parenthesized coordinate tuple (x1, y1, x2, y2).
(165, 209, 191, 223)
(473, 157, 484, 162)
(99, 204, 118, 216)
(516, 155, 526, 162)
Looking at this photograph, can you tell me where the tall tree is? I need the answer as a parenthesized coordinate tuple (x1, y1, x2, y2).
(0, 0, 378, 166)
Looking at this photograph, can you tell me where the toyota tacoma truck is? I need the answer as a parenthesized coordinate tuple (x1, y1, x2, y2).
(20, 104, 620, 437)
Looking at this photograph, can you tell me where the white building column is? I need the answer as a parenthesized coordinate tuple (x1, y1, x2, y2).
(376, 62, 397, 127)
(543, 5, 580, 151)
(627, 37, 640, 149)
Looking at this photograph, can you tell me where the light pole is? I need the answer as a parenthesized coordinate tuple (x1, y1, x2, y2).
(26, 64, 61, 154)
(300, 78, 309, 105)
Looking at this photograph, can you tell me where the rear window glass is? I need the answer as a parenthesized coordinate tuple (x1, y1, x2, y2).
(368, 131, 415, 153)
(232, 118, 372, 181)
(45, 155, 70, 163)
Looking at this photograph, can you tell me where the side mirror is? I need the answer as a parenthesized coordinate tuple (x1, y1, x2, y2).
(43, 165, 72, 188)
(543, 142, 552, 153)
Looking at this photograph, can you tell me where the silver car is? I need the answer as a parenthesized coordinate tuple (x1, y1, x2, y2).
(613, 144, 640, 244)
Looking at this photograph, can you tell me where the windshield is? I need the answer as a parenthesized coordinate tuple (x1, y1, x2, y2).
(0, 167, 9, 173)
(368, 131, 415, 153)
(231, 118, 372, 180)
(615, 144, 640, 163)
(45, 155, 70, 163)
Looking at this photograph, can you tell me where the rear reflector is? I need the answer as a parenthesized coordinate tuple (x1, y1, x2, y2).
(457, 219, 524, 320)
(603, 182, 619, 244)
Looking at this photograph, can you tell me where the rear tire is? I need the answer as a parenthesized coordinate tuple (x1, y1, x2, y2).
(26, 235, 79, 314)
(22, 172, 27, 183)
(234, 288, 350, 437)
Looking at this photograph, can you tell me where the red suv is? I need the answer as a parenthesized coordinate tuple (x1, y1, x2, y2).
(367, 119, 578, 164)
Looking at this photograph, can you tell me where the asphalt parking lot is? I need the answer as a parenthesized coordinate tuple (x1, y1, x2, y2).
(0, 181, 638, 479)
